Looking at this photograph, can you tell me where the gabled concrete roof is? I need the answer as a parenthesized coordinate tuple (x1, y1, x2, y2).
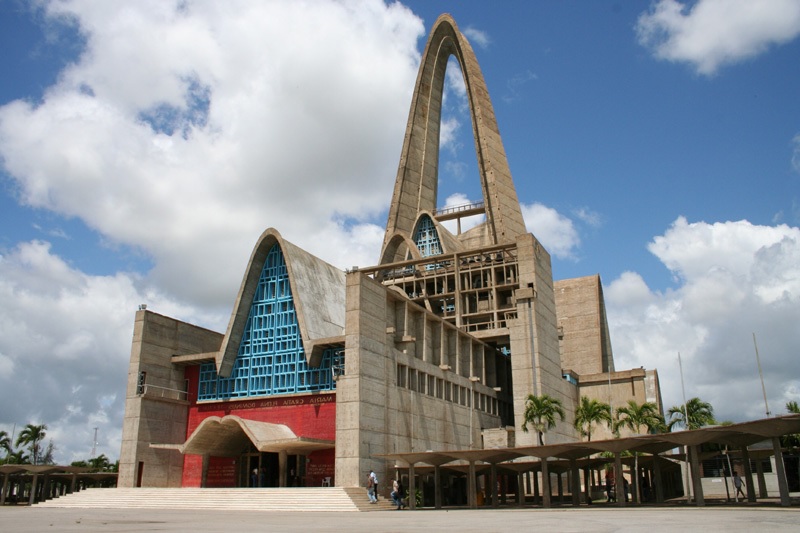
(216, 228, 345, 377)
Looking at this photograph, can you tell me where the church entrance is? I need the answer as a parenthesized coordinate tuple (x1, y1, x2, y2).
(238, 446, 308, 487)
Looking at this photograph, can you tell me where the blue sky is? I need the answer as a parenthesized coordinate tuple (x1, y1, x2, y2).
(1, 0, 799, 463)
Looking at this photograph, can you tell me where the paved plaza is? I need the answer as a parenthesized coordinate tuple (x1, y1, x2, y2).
(2, 505, 799, 532)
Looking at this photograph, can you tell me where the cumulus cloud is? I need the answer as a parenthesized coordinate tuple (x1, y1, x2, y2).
(636, 0, 800, 75)
(0, 0, 424, 309)
(0, 0, 425, 462)
(438, 193, 484, 235)
(0, 240, 216, 462)
(521, 202, 581, 259)
(462, 26, 490, 49)
(607, 217, 800, 423)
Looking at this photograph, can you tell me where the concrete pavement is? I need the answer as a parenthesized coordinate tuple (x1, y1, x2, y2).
(2, 505, 799, 532)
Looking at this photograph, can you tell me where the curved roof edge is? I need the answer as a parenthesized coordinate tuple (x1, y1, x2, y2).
(216, 228, 345, 377)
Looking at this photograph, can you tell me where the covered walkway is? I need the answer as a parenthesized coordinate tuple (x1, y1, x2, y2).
(379, 414, 800, 510)
(0, 464, 117, 505)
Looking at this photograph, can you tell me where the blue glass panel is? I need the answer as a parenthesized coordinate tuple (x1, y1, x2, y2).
(413, 215, 443, 258)
(197, 244, 343, 401)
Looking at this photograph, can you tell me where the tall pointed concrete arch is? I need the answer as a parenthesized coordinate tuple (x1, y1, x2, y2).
(381, 13, 526, 262)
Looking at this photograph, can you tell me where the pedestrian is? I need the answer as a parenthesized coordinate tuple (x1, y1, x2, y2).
(250, 468, 258, 488)
(391, 479, 405, 510)
(605, 470, 615, 502)
(367, 470, 377, 503)
(733, 471, 745, 499)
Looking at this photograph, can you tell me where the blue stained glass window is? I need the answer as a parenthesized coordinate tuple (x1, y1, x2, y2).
(413, 215, 443, 258)
(198, 244, 343, 401)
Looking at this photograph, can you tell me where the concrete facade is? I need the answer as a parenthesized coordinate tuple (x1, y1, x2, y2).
(118, 13, 662, 494)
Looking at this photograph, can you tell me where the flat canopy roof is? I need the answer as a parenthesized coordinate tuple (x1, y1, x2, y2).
(377, 414, 800, 468)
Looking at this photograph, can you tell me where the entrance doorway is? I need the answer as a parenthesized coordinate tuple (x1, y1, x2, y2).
(240, 452, 279, 487)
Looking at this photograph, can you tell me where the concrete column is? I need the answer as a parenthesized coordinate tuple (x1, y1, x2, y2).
(278, 451, 287, 488)
(689, 445, 705, 507)
(201, 454, 210, 488)
(653, 454, 664, 503)
(741, 446, 756, 502)
(1, 472, 8, 505)
(541, 457, 551, 508)
(28, 473, 38, 506)
(69, 473, 77, 494)
(533, 468, 540, 505)
(772, 437, 791, 507)
(490, 464, 498, 508)
(434, 465, 442, 509)
(517, 471, 525, 507)
(583, 467, 590, 504)
(571, 460, 580, 506)
(409, 464, 417, 510)
(556, 470, 563, 503)
(755, 457, 768, 498)
(468, 461, 477, 509)
(615, 453, 625, 507)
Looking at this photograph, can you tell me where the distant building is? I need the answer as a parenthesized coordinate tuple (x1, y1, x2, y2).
(118, 14, 661, 491)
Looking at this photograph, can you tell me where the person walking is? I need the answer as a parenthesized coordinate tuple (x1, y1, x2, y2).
(391, 479, 405, 510)
(733, 471, 745, 500)
(367, 470, 378, 503)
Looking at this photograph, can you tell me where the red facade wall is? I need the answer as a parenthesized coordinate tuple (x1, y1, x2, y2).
(181, 365, 336, 487)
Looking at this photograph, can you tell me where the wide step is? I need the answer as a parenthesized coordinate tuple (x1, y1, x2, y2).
(36, 487, 382, 512)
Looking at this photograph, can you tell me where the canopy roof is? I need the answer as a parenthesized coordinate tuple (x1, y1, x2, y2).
(378, 414, 800, 468)
(154, 415, 334, 457)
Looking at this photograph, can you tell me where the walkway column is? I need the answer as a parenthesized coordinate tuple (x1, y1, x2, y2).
(571, 460, 580, 506)
(541, 457, 551, 508)
(70, 473, 77, 494)
(490, 464, 498, 508)
(409, 463, 417, 510)
(771, 437, 791, 507)
(533, 468, 540, 505)
(434, 465, 442, 509)
(615, 453, 625, 507)
(755, 457, 768, 498)
(653, 454, 664, 503)
(741, 446, 756, 502)
(556, 470, 563, 503)
(689, 445, 705, 507)
(630, 459, 639, 504)
(583, 467, 590, 504)
(468, 460, 477, 509)
(28, 473, 38, 506)
(1, 472, 8, 505)
(517, 471, 525, 507)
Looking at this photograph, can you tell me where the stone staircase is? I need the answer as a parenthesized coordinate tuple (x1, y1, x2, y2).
(36, 487, 396, 512)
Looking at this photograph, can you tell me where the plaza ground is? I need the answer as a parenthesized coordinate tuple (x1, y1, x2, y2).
(2, 504, 799, 533)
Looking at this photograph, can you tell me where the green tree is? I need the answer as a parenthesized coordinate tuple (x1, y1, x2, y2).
(788, 401, 800, 414)
(88, 454, 111, 472)
(782, 401, 800, 448)
(522, 394, 565, 445)
(6, 449, 29, 464)
(573, 396, 612, 442)
(15, 424, 47, 465)
(0, 430, 11, 459)
(667, 397, 715, 431)
(615, 400, 665, 502)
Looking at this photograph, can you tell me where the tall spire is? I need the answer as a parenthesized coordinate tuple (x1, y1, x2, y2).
(381, 14, 526, 264)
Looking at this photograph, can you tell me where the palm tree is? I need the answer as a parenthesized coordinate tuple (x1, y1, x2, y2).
(522, 394, 565, 445)
(783, 401, 800, 448)
(15, 424, 47, 465)
(616, 400, 664, 435)
(0, 430, 11, 460)
(788, 401, 800, 414)
(615, 400, 664, 502)
(573, 396, 612, 442)
(667, 397, 715, 431)
(89, 454, 111, 472)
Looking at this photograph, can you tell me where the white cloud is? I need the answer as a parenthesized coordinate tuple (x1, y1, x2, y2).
(0, 0, 425, 462)
(636, 0, 800, 75)
(521, 202, 580, 259)
(607, 217, 800, 424)
(439, 193, 484, 235)
(462, 26, 490, 49)
(0, 0, 424, 309)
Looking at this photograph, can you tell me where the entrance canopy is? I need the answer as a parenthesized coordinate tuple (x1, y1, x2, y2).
(154, 415, 334, 457)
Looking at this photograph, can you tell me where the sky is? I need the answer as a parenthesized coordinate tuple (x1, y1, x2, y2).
(0, 0, 799, 464)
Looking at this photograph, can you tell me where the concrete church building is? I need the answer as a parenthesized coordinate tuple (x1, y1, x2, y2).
(119, 14, 662, 492)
